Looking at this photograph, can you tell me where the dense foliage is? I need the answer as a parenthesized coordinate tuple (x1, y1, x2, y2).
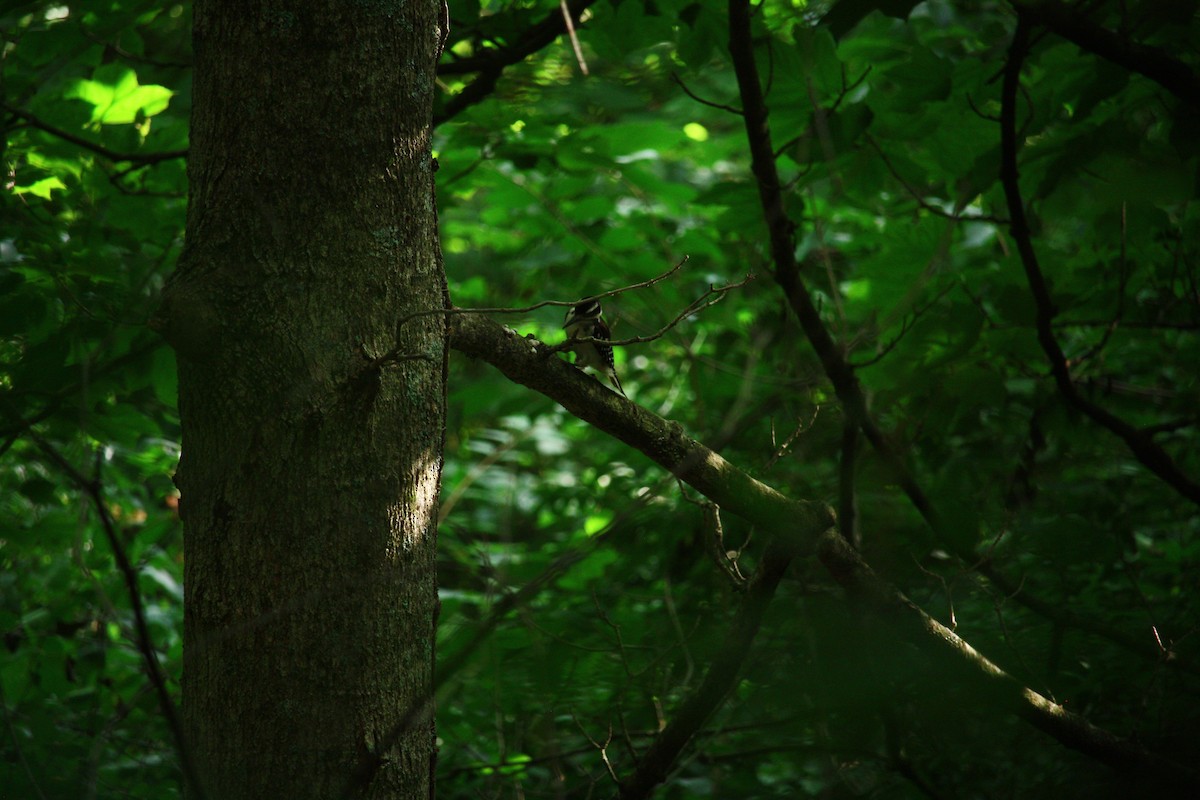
(3, 0, 1198, 797)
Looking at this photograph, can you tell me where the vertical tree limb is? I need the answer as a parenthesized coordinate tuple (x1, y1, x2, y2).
(999, 15, 1200, 507)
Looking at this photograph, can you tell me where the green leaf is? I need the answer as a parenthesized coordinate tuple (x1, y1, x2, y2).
(65, 65, 173, 126)
(13, 176, 67, 199)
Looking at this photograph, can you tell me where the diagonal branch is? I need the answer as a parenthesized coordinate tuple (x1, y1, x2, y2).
(817, 530, 1199, 792)
(1, 412, 206, 799)
(434, 0, 600, 123)
(727, 0, 932, 524)
(1011, 0, 1200, 109)
(1000, 16, 1200, 507)
(446, 308, 1197, 790)
(617, 543, 795, 800)
(448, 312, 836, 546)
(3, 103, 188, 164)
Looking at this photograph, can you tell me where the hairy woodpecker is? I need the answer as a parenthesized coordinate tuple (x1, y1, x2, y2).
(563, 298, 626, 397)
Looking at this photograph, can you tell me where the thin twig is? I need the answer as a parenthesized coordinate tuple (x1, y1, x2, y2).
(3, 103, 188, 165)
(848, 282, 956, 368)
(399, 256, 686, 331)
(763, 407, 819, 470)
(11, 424, 206, 799)
(832, 65, 872, 112)
(662, 576, 695, 688)
(572, 715, 620, 784)
(670, 73, 742, 114)
(547, 273, 755, 353)
(678, 483, 747, 589)
(370, 257, 692, 367)
(865, 133, 1007, 224)
(911, 555, 959, 631)
(1121, 560, 1171, 660)
(965, 93, 1001, 122)
(560, 0, 589, 75)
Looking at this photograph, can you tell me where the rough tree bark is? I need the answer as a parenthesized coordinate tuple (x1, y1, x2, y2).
(155, 1, 446, 797)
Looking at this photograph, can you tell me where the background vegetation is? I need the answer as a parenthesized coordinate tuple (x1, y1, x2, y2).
(3, 0, 1198, 797)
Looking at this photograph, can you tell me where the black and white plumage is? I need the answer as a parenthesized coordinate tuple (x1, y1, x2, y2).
(563, 298, 626, 397)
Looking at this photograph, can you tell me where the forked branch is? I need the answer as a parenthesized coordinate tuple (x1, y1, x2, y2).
(999, 16, 1200, 507)
(446, 304, 1197, 793)
(722, 0, 1199, 780)
(725, 0, 1197, 676)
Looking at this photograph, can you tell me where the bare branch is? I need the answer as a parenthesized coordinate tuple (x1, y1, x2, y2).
(573, 715, 620, 784)
(670, 72, 742, 115)
(678, 485, 747, 589)
(848, 281, 955, 368)
(600, 273, 754, 346)
(406, 256, 686, 327)
(448, 312, 836, 546)
(544, 273, 755, 355)
(368, 257, 691, 368)
(865, 133, 1007, 224)
(560, 0, 590, 75)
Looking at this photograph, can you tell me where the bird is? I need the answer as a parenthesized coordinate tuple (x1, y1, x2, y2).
(563, 298, 627, 397)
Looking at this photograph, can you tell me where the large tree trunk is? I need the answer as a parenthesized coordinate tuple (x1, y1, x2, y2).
(157, 1, 445, 797)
